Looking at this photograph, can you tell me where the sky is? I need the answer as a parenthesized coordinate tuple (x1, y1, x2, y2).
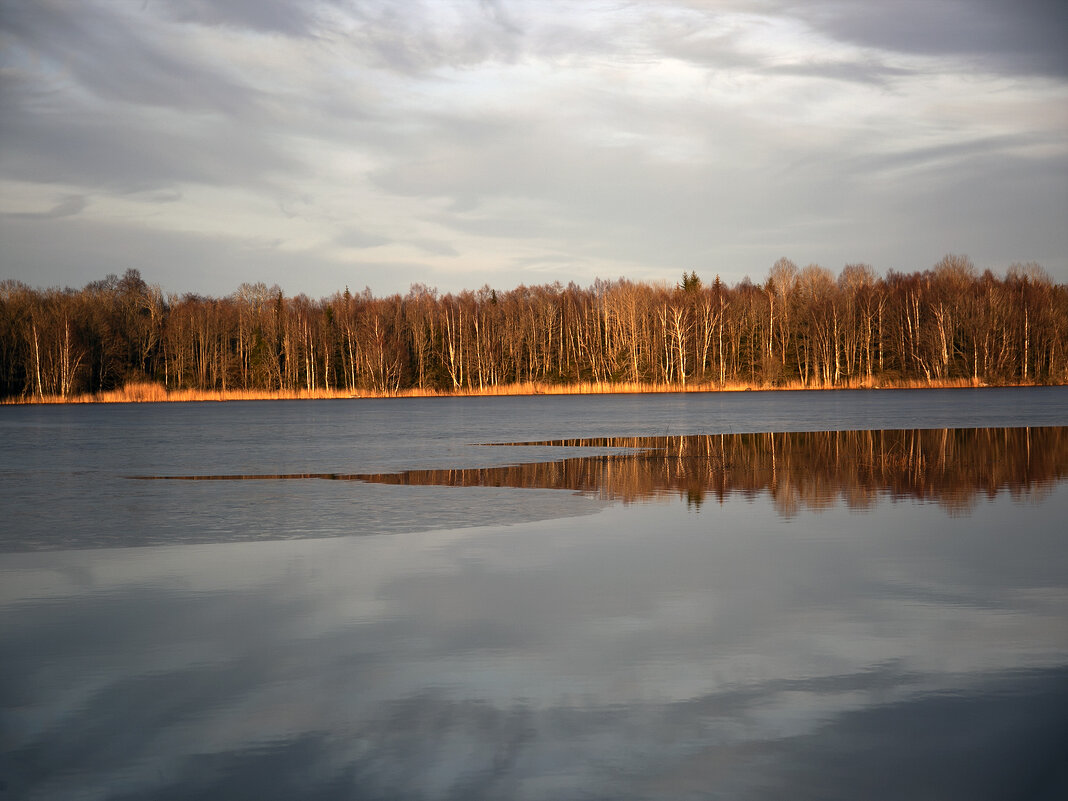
(1, 0, 1066, 298)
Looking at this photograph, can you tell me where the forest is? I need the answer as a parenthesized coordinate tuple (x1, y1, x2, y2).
(1, 254, 1065, 401)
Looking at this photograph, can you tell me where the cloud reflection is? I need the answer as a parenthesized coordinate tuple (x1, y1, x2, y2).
(2, 483, 1067, 800)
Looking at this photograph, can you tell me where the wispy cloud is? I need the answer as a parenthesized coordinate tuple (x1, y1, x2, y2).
(4, 194, 87, 220)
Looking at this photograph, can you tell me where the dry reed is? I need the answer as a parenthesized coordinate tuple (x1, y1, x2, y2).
(1, 375, 1037, 406)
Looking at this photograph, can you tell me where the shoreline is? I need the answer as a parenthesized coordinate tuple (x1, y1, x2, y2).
(2, 378, 1056, 406)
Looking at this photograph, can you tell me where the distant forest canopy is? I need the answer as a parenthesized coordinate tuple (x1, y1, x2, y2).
(1, 254, 1066, 399)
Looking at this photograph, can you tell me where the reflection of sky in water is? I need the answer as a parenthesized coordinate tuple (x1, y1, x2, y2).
(2, 393, 1068, 799)
(3, 486, 1067, 800)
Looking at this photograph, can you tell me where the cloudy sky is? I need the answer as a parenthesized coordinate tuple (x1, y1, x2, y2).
(1, 0, 1066, 298)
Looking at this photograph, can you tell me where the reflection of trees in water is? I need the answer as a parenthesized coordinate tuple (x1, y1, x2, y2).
(358, 428, 1068, 517)
(137, 427, 1067, 517)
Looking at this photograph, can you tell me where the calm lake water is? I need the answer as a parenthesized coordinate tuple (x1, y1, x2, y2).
(2, 387, 1067, 800)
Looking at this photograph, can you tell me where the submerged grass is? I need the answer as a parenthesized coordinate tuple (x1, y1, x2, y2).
(2, 376, 1040, 405)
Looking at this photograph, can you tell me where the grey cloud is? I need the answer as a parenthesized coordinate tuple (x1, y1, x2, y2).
(0, 100, 300, 193)
(657, 1, 1067, 80)
(0, 215, 326, 296)
(3, 194, 87, 220)
(648, 0, 1067, 85)
(367, 108, 759, 267)
(335, 225, 465, 261)
(478, 0, 523, 35)
(375, 72, 1068, 279)
(139, 188, 184, 204)
(646, 15, 767, 72)
(821, 133, 1050, 177)
(335, 226, 391, 249)
(765, 59, 914, 86)
(346, 0, 524, 74)
(879, 150, 1068, 271)
(410, 238, 460, 257)
(794, 0, 1068, 78)
(639, 12, 916, 91)
(427, 209, 583, 246)
(511, 253, 589, 269)
(154, 0, 330, 37)
(0, 0, 261, 115)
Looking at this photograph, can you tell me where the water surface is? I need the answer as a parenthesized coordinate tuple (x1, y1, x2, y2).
(1, 388, 1067, 800)
(2, 386, 1066, 550)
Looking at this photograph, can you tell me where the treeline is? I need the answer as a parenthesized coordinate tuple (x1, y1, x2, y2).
(1, 255, 1066, 399)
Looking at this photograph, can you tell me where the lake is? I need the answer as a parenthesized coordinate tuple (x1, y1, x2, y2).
(2, 387, 1067, 800)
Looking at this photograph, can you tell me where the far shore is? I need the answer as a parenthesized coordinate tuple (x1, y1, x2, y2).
(3, 377, 1058, 406)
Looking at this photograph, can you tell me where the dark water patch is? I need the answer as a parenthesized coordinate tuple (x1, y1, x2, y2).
(128, 472, 376, 481)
